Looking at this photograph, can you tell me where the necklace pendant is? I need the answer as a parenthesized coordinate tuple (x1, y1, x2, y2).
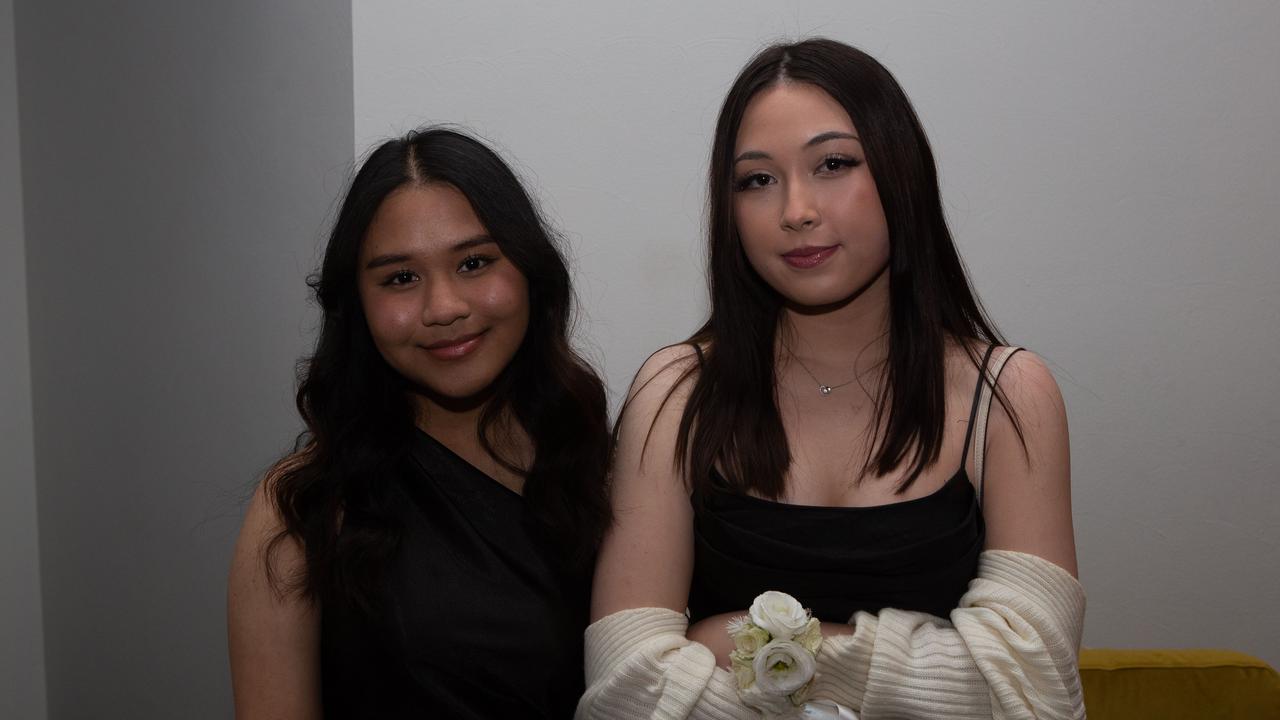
(819, 385, 833, 396)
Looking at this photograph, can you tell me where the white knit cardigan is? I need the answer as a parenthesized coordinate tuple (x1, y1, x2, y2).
(576, 549, 1086, 719)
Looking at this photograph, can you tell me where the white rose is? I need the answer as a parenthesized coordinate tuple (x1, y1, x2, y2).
(729, 650, 755, 689)
(749, 590, 810, 640)
(732, 623, 772, 655)
(795, 617, 823, 655)
(789, 677, 814, 706)
(752, 639, 817, 696)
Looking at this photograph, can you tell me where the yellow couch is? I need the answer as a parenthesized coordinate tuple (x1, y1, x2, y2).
(1080, 649, 1280, 719)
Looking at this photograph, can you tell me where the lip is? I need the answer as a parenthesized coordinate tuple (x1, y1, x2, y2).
(781, 245, 839, 269)
(423, 331, 486, 360)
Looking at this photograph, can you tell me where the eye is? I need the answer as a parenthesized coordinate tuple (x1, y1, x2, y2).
(817, 155, 861, 174)
(733, 172, 775, 192)
(458, 254, 496, 273)
(380, 268, 418, 287)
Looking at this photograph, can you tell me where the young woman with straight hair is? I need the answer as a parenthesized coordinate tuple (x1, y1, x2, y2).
(580, 39, 1084, 719)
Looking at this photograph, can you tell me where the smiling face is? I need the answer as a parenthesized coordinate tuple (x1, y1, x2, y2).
(732, 82, 891, 310)
(357, 183, 530, 411)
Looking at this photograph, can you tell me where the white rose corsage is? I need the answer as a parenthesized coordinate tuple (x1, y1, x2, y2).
(727, 591, 823, 718)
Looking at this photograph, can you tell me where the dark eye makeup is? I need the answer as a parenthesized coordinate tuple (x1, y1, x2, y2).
(733, 154, 863, 192)
(818, 154, 862, 173)
(733, 172, 774, 192)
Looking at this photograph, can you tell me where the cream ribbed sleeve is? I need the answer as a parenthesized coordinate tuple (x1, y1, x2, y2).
(810, 549, 1086, 719)
(577, 550, 1085, 720)
(576, 606, 755, 719)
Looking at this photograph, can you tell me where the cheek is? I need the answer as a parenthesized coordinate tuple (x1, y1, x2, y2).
(830, 185, 889, 248)
(478, 269, 530, 331)
(733, 195, 772, 241)
(360, 291, 419, 347)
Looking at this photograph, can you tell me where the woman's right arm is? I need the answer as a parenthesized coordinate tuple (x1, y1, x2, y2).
(577, 345, 752, 720)
(227, 481, 322, 720)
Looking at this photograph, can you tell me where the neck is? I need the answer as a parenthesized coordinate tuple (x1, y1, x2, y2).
(778, 265, 891, 379)
(411, 389, 491, 448)
(412, 391, 532, 488)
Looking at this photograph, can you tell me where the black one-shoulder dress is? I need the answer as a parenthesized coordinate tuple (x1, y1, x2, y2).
(320, 430, 589, 719)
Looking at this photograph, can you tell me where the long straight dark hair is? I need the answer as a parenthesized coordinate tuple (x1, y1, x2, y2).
(266, 127, 611, 610)
(674, 38, 1013, 498)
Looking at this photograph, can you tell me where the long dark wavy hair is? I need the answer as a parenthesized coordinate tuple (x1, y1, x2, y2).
(265, 127, 611, 610)
(671, 38, 1017, 498)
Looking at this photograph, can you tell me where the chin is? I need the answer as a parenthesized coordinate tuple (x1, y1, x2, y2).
(776, 284, 859, 310)
(774, 267, 889, 311)
(415, 378, 501, 409)
(397, 358, 505, 403)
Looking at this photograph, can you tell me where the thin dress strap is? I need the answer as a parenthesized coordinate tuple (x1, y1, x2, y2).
(959, 344, 999, 464)
(971, 346, 1023, 506)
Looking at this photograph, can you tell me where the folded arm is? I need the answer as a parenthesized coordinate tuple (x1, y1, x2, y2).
(579, 345, 758, 719)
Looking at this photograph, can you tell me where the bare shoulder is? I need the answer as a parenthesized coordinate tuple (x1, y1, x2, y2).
(228, 458, 322, 717)
(614, 342, 704, 478)
(228, 450, 319, 636)
(998, 350, 1066, 416)
(592, 343, 703, 618)
(229, 466, 304, 606)
(626, 342, 703, 405)
(983, 348, 1077, 576)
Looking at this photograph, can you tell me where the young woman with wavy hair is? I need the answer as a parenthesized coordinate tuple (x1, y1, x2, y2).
(580, 39, 1084, 719)
(228, 127, 610, 718)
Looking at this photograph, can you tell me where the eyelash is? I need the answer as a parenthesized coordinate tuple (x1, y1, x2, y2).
(732, 154, 863, 192)
(819, 154, 861, 172)
(378, 255, 497, 287)
(458, 254, 496, 273)
(381, 269, 418, 287)
(734, 173, 773, 192)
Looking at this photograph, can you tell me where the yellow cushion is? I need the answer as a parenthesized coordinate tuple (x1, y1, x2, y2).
(1080, 648, 1280, 719)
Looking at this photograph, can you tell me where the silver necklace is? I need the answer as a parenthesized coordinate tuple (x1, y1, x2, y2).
(789, 353, 857, 397)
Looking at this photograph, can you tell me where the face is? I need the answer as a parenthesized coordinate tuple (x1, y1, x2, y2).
(357, 183, 530, 408)
(731, 82, 890, 309)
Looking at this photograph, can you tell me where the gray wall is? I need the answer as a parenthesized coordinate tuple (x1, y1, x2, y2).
(355, 0, 1280, 666)
(1, 0, 48, 717)
(14, 1, 353, 716)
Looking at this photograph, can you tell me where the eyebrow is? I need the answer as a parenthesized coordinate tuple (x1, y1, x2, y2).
(733, 131, 861, 164)
(806, 131, 859, 147)
(364, 235, 496, 270)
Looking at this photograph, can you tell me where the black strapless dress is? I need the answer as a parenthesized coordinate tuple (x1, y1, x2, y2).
(320, 430, 589, 719)
(688, 345, 1008, 625)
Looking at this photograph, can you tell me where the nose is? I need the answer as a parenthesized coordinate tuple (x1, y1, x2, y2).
(780, 179, 821, 232)
(420, 278, 470, 327)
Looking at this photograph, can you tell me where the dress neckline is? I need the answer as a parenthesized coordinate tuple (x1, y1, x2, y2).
(705, 466, 973, 513)
(412, 428, 525, 500)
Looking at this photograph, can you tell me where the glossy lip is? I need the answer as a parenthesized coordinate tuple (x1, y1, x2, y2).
(423, 330, 486, 360)
(781, 245, 839, 269)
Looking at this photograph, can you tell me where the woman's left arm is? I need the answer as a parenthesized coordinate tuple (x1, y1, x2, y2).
(982, 350, 1077, 575)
